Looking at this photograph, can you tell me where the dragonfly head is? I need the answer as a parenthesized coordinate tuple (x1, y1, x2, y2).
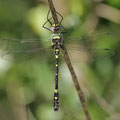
(51, 23, 61, 32)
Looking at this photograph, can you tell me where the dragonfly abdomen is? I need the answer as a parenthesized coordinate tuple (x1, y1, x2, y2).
(54, 49, 60, 111)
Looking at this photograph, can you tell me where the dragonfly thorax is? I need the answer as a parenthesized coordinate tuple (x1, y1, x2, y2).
(51, 33, 63, 50)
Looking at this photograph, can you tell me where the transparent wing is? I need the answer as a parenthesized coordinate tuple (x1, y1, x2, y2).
(0, 32, 111, 48)
(63, 32, 114, 63)
(64, 32, 111, 43)
(1, 32, 110, 45)
(0, 38, 53, 61)
(0, 38, 51, 46)
(0, 32, 114, 62)
(65, 45, 114, 63)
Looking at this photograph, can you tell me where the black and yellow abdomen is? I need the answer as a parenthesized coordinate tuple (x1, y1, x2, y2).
(54, 49, 60, 111)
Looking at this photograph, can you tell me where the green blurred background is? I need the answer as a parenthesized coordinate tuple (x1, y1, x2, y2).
(0, 0, 120, 120)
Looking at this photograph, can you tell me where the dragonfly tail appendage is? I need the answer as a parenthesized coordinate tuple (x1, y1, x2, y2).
(54, 89, 59, 111)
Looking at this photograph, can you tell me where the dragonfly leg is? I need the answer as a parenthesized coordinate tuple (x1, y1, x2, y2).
(42, 18, 53, 31)
(56, 11, 63, 25)
(56, 11, 68, 34)
(43, 9, 67, 33)
(42, 9, 53, 31)
(47, 9, 52, 25)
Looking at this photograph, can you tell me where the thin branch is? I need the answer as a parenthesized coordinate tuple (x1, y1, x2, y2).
(48, 0, 59, 24)
(47, 0, 91, 120)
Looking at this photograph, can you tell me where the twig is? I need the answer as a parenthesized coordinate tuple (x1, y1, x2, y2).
(48, 0, 59, 24)
(47, 0, 91, 120)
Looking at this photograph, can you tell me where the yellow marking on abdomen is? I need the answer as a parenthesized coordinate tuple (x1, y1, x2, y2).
(55, 89, 58, 93)
(55, 97, 58, 99)
(55, 49, 59, 52)
(55, 55, 58, 58)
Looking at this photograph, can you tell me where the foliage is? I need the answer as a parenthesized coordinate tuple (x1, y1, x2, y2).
(0, 0, 120, 120)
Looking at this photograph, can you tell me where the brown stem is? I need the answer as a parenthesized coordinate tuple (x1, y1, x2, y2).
(47, 0, 91, 120)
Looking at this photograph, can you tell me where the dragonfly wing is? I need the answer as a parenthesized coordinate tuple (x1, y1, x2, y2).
(0, 38, 51, 50)
(63, 32, 114, 63)
(65, 45, 114, 63)
(0, 38, 52, 61)
(64, 32, 111, 43)
(1, 47, 53, 62)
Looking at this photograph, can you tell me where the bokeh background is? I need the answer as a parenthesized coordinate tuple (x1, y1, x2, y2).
(0, 0, 120, 120)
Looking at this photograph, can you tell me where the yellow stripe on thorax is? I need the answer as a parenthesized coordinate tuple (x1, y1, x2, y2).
(55, 49, 59, 52)
(53, 36, 60, 39)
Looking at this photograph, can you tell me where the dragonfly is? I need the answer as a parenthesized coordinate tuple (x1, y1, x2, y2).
(0, 9, 114, 111)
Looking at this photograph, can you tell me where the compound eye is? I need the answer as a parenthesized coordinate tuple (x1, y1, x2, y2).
(54, 27, 59, 31)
